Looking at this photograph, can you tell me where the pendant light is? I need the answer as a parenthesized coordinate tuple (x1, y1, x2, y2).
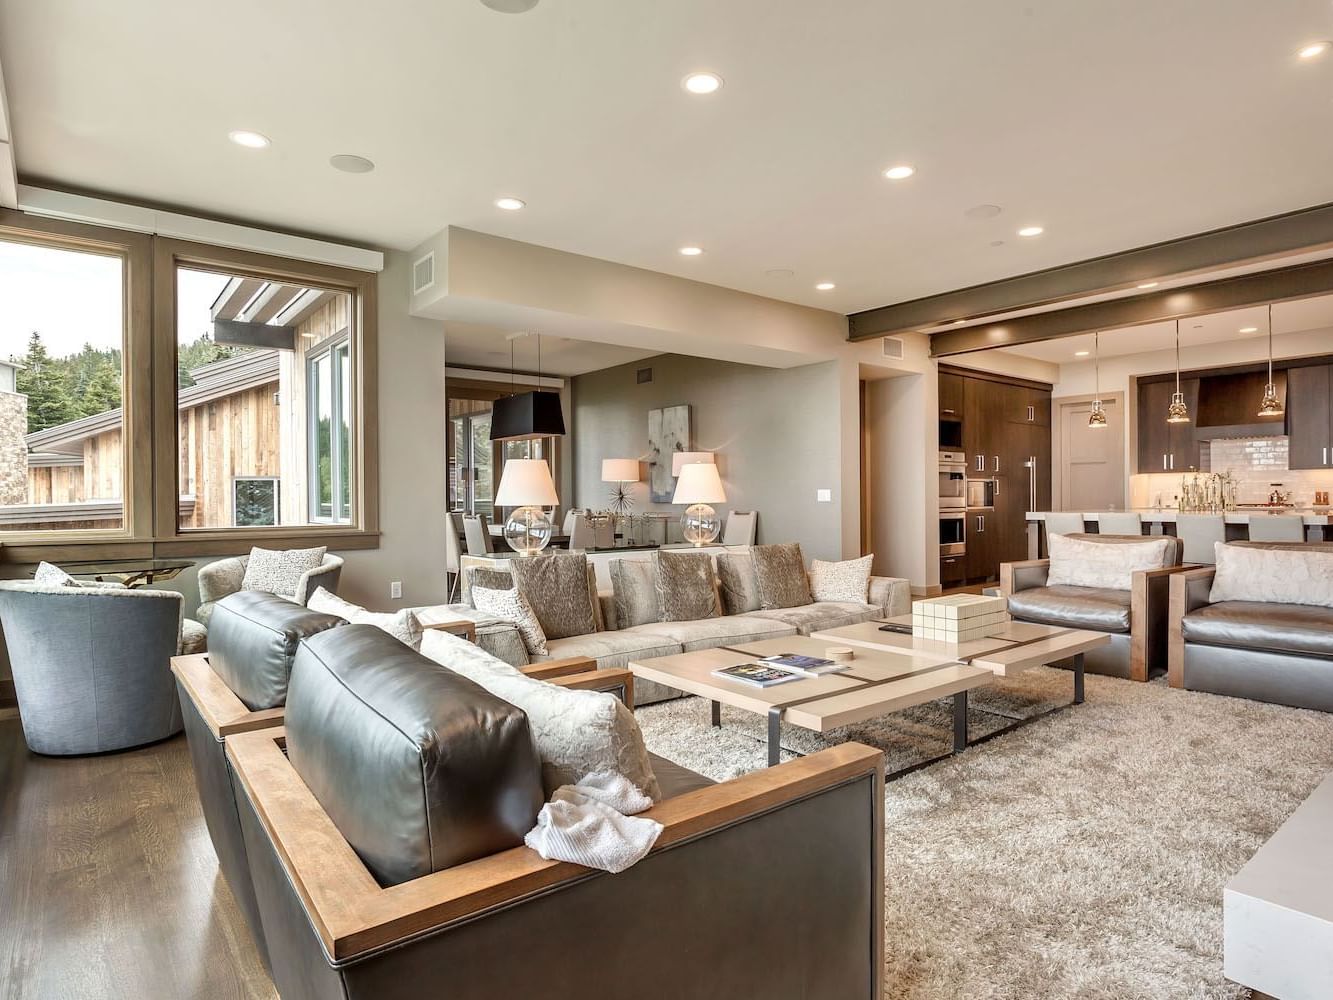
(1088, 332, 1108, 428)
(1258, 304, 1284, 418)
(491, 331, 567, 442)
(1166, 319, 1190, 424)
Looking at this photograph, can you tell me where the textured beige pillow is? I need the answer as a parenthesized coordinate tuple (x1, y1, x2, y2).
(716, 551, 760, 615)
(306, 587, 423, 651)
(1209, 542, 1333, 608)
(420, 629, 661, 801)
(810, 555, 874, 603)
(751, 543, 813, 610)
(653, 550, 718, 622)
(1045, 533, 1172, 592)
(241, 546, 326, 599)
(472, 583, 548, 656)
(611, 558, 661, 628)
(508, 553, 598, 639)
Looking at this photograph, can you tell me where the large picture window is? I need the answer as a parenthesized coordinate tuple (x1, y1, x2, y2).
(307, 337, 352, 523)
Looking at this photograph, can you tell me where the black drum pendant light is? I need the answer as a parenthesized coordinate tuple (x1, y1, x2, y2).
(491, 332, 566, 442)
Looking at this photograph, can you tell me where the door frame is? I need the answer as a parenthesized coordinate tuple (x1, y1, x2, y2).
(1052, 392, 1126, 512)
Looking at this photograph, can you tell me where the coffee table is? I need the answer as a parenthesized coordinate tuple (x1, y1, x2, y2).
(628, 635, 995, 773)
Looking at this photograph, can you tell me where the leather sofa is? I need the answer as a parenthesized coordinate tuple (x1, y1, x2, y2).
(1169, 542, 1333, 711)
(1000, 534, 1185, 681)
(226, 627, 886, 1000)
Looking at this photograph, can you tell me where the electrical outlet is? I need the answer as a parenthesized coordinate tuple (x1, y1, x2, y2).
(816, 489, 832, 503)
(390, 581, 402, 600)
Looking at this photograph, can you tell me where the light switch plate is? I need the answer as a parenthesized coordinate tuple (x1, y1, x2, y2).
(390, 581, 403, 599)
(816, 489, 832, 503)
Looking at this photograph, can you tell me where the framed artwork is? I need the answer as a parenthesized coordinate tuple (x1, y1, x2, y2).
(647, 404, 690, 502)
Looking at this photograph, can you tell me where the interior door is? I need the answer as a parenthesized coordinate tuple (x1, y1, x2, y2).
(1059, 398, 1124, 511)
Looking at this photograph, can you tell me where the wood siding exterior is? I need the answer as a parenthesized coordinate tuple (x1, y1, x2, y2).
(178, 382, 281, 528)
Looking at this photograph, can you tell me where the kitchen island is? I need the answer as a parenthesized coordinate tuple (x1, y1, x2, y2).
(1025, 509, 1332, 558)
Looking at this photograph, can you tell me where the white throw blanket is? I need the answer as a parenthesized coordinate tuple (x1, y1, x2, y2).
(524, 771, 663, 874)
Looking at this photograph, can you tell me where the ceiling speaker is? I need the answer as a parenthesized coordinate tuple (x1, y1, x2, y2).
(480, 0, 539, 11)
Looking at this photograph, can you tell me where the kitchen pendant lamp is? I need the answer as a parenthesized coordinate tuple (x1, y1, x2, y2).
(490, 332, 567, 442)
(1258, 304, 1284, 418)
(1088, 332, 1108, 428)
(1166, 320, 1190, 424)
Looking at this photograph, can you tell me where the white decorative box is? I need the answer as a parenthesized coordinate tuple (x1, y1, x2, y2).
(912, 594, 1010, 643)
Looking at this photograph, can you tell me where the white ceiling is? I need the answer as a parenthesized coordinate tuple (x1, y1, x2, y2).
(443, 324, 658, 376)
(3, 1, 1333, 314)
(999, 293, 1333, 363)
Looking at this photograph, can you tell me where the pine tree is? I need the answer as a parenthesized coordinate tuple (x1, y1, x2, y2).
(79, 359, 121, 417)
(15, 332, 75, 433)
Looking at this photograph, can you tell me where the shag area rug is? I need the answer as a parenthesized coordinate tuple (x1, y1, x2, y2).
(634, 667, 1333, 1000)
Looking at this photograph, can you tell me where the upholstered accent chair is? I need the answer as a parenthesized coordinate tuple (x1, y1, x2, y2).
(1001, 533, 1186, 681)
(0, 582, 193, 754)
(195, 551, 344, 629)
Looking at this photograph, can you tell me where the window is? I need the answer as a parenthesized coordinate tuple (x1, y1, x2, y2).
(233, 477, 280, 527)
(307, 337, 352, 523)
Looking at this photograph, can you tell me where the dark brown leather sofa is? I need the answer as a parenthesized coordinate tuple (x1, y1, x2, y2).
(226, 626, 886, 1000)
(1000, 534, 1185, 681)
(1169, 542, 1333, 711)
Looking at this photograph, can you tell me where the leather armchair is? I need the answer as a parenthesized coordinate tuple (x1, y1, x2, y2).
(195, 552, 345, 627)
(1000, 534, 1186, 681)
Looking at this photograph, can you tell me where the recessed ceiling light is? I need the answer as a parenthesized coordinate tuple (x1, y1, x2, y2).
(1017, 225, 1044, 238)
(1137, 282, 1159, 289)
(329, 154, 375, 174)
(682, 72, 723, 95)
(1075, 350, 1091, 357)
(495, 197, 526, 211)
(480, 0, 540, 11)
(1298, 41, 1330, 59)
(815, 282, 836, 291)
(883, 165, 915, 180)
(679, 246, 705, 256)
(229, 130, 270, 149)
(965, 204, 1003, 220)
(1239, 326, 1259, 333)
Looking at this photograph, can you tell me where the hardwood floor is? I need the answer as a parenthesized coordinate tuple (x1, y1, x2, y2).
(0, 719, 275, 999)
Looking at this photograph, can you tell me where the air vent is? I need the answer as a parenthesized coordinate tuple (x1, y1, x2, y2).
(881, 336, 905, 360)
(412, 252, 435, 295)
(637, 367, 653, 384)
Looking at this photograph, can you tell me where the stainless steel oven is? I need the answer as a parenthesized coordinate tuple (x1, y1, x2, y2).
(939, 451, 967, 510)
(966, 478, 995, 509)
(939, 511, 966, 556)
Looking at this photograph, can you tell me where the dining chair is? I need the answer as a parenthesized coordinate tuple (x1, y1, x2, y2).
(463, 514, 495, 555)
(562, 508, 584, 535)
(1098, 512, 1143, 536)
(723, 510, 758, 546)
(1247, 515, 1307, 542)
(593, 515, 615, 549)
(568, 513, 595, 550)
(1175, 514, 1227, 564)
(444, 511, 463, 602)
(1043, 512, 1086, 536)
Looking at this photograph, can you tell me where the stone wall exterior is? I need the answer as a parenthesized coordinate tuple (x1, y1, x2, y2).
(0, 392, 29, 506)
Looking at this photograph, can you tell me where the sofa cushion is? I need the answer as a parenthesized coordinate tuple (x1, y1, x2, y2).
(1209, 542, 1333, 609)
(508, 553, 599, 639)
(307, 587, 424, 650)
(611, 558, 661, 628)
(420, 629, 661, 801)
(751, 543, 813, 610)
(1007, 585, 1132, 633)
(540, 627, 681, 669)
(648, 753, 715, 799)
(744, 601, 879, 636)
(654, 549, 718, 622)
(285, 626, 544, 888)
(716, 551, 760, 615)
(810, 555, 874, 604)
(1183, 601, 1333, 660)
(473, 581, 548, 656)
(643, 614, 797, 652)
(180, 617, 208, 656)
(1046, 533, 1173, 592)
(207, 590, 346, 710)
(241, 545, 327, 599)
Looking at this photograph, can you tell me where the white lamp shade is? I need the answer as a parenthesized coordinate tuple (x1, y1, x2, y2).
(494, 459, 559, 507)
(672, 462, 726, 505)
(671, 451, 714, 477)
(601, 458, 641, 483)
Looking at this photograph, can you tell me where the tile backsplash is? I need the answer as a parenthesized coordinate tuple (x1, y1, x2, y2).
(1132, 436, 1333, 507)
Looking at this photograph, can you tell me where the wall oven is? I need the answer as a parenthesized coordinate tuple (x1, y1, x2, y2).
(939, 511, 966, 556)
(966, 478, 995, 509)
(939, 451, 967, 510)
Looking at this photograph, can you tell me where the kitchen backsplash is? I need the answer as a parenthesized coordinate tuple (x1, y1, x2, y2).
(1131, 436, 1333, 507)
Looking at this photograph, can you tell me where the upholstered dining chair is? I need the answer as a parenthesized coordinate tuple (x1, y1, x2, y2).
(561, 508, 585, 535)
(568, 512, 595, 550)
(723, 510, 758, 546)
(0, 582, 189, 754)
(463, 514, 495, 555)
(1098, 512, 1143, 535)
(445, 511, 463, 603)
(1247, 515, 1307, 542)
(1175, 514, 1227, 564)
(1043, 512, 1087, 536)
(195, 551, 344, 628)
(593, 514, 615, 549)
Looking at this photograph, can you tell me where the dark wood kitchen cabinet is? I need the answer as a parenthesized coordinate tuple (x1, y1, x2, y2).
(1287, 364, 1333, 470)
(1136, 378, 1201, 474)
(938, 371, 964, 420)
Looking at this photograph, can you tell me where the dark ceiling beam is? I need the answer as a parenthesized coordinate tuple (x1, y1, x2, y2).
(929, 257, 1333, 357)
(848, 202, 1333, 340)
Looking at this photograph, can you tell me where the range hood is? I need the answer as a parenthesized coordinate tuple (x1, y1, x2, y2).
(1194, 369, 1287, 440)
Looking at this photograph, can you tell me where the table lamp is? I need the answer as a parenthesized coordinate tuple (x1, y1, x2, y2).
(601, 459, 640, 514)
(672, 462, 726, 546)
(495, 459, 559, 556)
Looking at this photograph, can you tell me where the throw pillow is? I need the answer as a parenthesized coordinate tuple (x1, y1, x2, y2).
(507, 553, 598, 640)
(751, 543, 813, 610)
(472, 583, 548, 656)
(241, 546, 326, 599)
(1045, 533, 1173, 592)
(306, 587, 423, 651)
(419, 629, 661, 801)
(611, 558, 661, 628)
(716, 551, 760, 615)
(810, 554, 874, 604)
(653, 550, 718, 622)
(1209, 542, 1333, 608)
(34, 562, 78, 587)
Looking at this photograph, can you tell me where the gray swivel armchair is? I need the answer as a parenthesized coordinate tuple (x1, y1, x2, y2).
(0, 582, 188, 755)
(195, 551, 344, 628)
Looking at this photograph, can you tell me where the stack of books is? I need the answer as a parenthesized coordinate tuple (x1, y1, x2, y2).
(912, 594, 1010, 643)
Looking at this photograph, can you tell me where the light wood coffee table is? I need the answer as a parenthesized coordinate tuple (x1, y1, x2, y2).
(629, 635, 995, 772)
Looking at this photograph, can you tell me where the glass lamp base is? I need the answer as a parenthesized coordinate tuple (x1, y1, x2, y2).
(681, 503, 721, 547)
(504, 506, 554, 556)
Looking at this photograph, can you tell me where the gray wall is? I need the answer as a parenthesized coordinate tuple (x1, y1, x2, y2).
(571, 354, 845, 561)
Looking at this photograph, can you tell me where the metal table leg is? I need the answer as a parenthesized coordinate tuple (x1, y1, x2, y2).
(1072, 653, 1085, 705)
(768, 707, 782, 767)
(953, 691, 968, 752)
(710, 700, 721, 727)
